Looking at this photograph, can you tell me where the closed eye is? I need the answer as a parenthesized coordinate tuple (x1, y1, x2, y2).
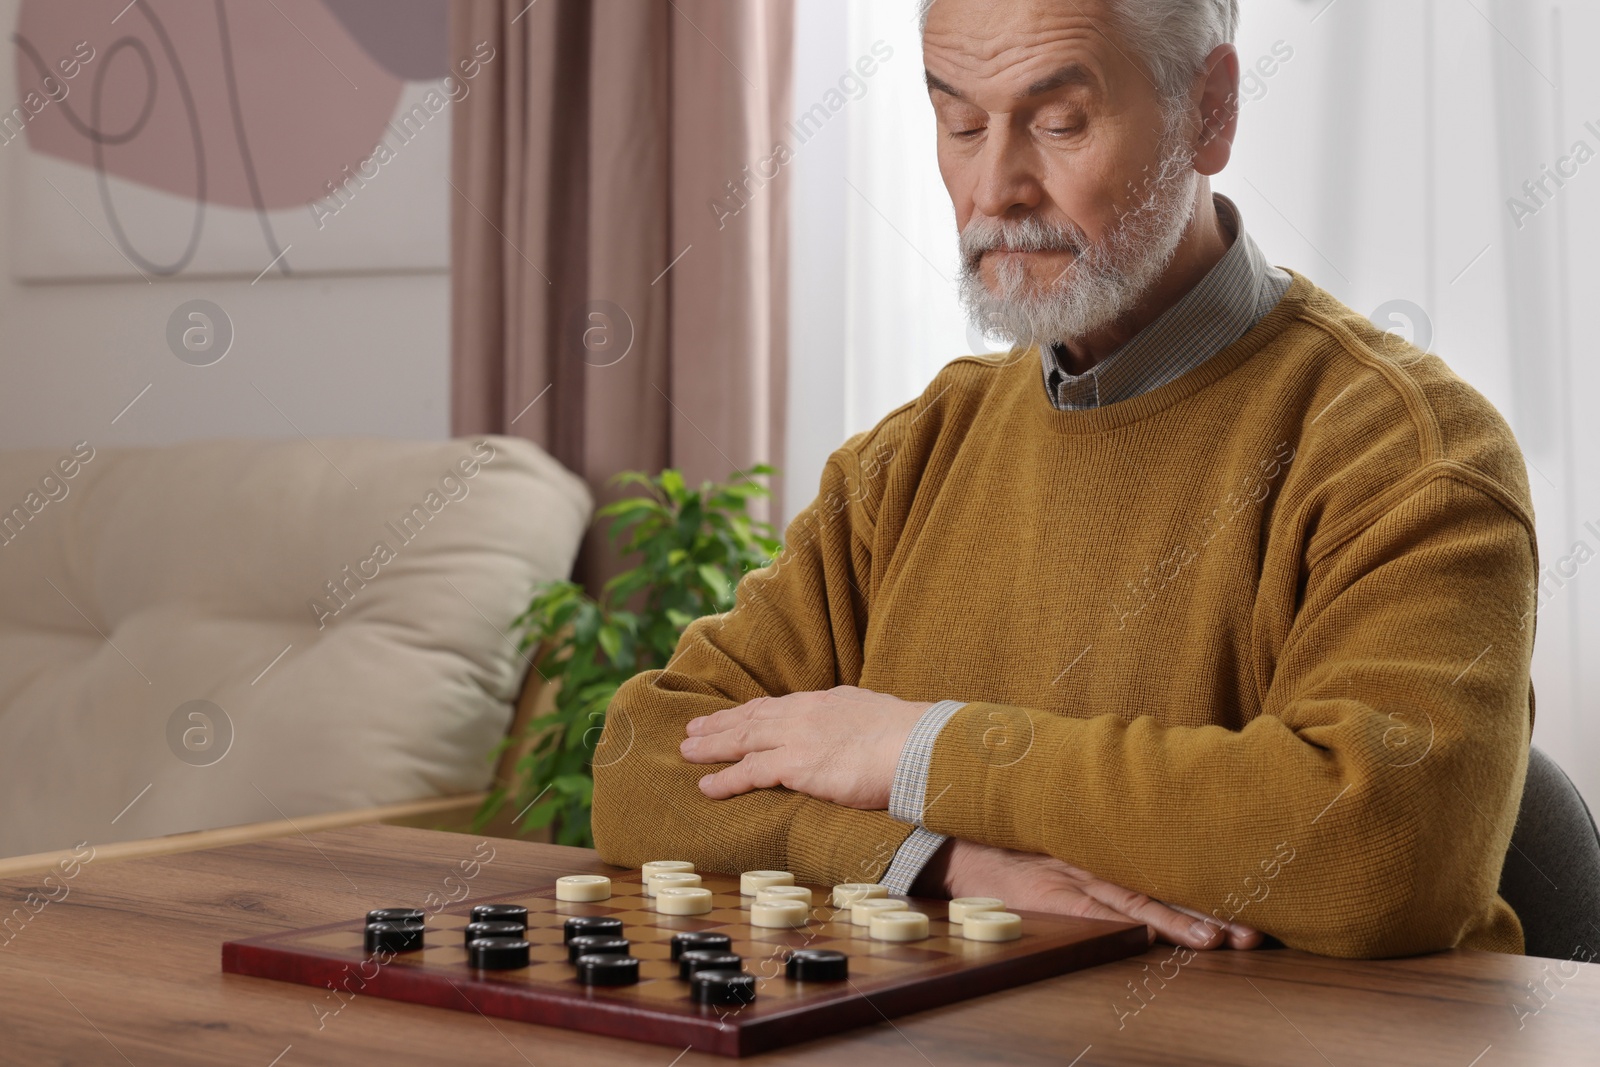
(1040, 121, 1085, 138)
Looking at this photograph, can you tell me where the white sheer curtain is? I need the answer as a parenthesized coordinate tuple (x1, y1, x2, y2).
(786, 0, 1598, 800)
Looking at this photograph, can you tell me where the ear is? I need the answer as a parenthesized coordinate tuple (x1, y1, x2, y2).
(1190, 44, 1239, 177)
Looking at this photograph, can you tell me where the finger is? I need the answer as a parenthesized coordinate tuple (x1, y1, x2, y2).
(686, 696, 774, 738)
(1037, 863, 1234, 950)
(1025, 889, 1156, 940)
(1150, 912, 1225, 950)
(1225, 927, 1267, 950)
(685, 705, 750, 738)
(1085, 885, 1224, 950)
(1166, 901, 1264, 950)
(1063, 895, 1150, 929)
(697, 751, 786, 800)
(679, 718, 790, 764)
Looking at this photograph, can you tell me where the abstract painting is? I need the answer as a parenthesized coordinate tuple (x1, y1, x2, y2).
(7, 0, 474, 281)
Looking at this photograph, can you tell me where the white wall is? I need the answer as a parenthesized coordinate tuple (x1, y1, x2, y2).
(0, 0, 451, 453)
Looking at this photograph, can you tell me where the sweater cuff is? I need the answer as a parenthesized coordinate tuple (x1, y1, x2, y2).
(887, 700, 967, 825)
(878, 827, 948, 894)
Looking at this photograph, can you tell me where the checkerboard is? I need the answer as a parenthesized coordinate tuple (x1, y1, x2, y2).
(222, 869, 1146, 1057)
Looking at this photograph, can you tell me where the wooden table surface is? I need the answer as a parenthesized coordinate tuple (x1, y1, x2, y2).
(3, 823, 1596, 1066)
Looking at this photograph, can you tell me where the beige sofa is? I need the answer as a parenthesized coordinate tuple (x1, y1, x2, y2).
(0, 435, 590, 862)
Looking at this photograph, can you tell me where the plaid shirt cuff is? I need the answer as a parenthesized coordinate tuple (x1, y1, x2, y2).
(887, 699, 966, 825)
(879, 827, 948, 894)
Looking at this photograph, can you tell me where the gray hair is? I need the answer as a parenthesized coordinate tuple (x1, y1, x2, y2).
(916, 0, 1239, 105)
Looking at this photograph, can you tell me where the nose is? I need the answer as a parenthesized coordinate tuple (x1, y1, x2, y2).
(971, 119, 1043, 220)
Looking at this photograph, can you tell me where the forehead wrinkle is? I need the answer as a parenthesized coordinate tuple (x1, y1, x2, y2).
(924, 19, 1105, 66)
(923, 23, 1117, 105)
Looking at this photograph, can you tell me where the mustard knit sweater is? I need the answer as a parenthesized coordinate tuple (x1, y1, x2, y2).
(592, 270, 1538, 959)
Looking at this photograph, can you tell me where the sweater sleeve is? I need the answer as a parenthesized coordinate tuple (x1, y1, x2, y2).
(918, 470, 1538, 958)
(590, 440, 916, 886)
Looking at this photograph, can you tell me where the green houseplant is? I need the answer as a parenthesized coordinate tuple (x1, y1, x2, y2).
(476, 464, 783, 847)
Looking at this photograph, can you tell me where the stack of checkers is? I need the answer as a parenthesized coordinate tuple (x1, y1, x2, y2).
(364, 903, 538, 969)
(826, 884, 1023, 943)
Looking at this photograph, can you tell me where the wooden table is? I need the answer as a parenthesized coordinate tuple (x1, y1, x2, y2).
(4, 824, 1596, 1066)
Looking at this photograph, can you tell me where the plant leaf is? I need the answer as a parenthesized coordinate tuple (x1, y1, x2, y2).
(697, 563, 731, 601)
(597, 625, 622, 664)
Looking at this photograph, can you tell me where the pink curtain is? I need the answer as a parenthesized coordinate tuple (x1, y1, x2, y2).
(450, 0, 793, 596)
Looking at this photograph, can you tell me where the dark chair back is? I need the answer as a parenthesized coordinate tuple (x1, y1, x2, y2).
(1498, 746, 1600, 961)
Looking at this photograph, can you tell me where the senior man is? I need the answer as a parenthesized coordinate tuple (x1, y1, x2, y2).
(592, 0, 1537, 959)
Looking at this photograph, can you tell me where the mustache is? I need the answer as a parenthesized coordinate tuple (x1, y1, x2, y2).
(958, 215, 1088, 270)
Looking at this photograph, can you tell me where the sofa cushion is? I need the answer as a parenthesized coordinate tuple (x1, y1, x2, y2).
(0, 435, 590, 858)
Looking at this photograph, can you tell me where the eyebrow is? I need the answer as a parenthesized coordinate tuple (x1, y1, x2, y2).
(925, 63, 1098, 103)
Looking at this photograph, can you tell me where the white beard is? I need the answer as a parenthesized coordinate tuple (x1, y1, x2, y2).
(956, 111, 1202, 352)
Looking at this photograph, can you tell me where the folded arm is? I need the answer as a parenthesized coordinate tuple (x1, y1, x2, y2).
(590, 443, 917, 885)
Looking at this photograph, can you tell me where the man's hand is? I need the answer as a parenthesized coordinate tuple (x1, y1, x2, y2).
(922, 839, 1265, 951)
(679, 685, 933, 809)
